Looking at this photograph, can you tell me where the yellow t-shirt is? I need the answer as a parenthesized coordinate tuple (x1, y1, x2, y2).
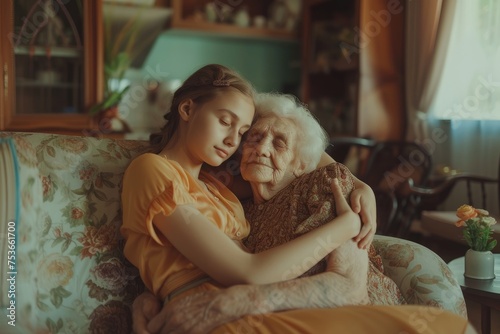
(120, 153, 250, 300)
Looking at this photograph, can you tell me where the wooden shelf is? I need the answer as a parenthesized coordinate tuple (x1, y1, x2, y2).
(301, 0, 360, 138)
(170, 20, 297, 42)
(170, 0, 298, 42)
(16, 79, 78, 88)
(14, 46, 82, 58)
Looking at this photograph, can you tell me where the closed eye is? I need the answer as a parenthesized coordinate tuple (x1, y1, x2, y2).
(220, 119, 230, 126)
(245, 132, 260, 142)
(274, 139, 287, 148)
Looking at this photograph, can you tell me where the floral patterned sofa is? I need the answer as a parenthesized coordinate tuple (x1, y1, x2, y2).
(0, 132, 467, 333)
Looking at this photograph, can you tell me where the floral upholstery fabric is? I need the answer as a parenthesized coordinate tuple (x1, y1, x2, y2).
(0, 132, 148, 333)
(372, 235, 467, 318)
(243, 163, 406, 306)
(0, 132, 467, 333)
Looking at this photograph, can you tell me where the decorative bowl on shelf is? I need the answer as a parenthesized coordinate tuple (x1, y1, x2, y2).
(37, 70, 60, 84)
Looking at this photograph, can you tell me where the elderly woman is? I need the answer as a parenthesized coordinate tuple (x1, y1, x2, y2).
(131, 93, 473, 334)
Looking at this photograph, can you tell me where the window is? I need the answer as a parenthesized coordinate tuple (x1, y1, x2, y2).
(431, 0, 500, 120)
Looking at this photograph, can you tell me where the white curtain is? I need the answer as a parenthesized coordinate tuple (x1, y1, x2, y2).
(405, 0, 458, 142)
(427, 0, 500, 216)
(430, 0, 500, 121)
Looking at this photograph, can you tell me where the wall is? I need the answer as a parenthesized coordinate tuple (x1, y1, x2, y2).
(142, 30, 301, 93)
(116, 30, 300, 137)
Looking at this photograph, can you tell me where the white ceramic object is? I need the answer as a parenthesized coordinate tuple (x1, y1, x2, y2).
(464, 249, 496, 279)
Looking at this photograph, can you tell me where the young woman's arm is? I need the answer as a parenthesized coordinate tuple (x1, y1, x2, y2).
(153, 179, 360, 286)
(144, 241, 369, 334)
(318, 151, 376, 248)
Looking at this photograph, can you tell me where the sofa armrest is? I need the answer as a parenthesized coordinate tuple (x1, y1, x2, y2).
(0, 136, 43, 330)
(372, 235, 467, 318)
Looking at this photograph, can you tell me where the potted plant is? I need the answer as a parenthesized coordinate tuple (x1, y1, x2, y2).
(455, 204, 497, 279)
(89, 6, 154, 131)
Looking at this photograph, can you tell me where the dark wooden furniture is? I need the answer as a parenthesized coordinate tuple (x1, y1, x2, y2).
(0, 0, 103, 133)
(326, 137, 377, 177)
(407, 154, 500, 251)
(448, 255, 500, 334)
(366, 141, 433, 236)
(327, 138, 433, 236)
(408, 165, 500, 214)
(170, 0, 299, 41)
(301, 0, 360, 137)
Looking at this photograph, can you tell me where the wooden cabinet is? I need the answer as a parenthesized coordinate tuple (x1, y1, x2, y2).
(300, 0, 360, 138)
(0, 0, 103, 134)
(170, 0, 300, 41)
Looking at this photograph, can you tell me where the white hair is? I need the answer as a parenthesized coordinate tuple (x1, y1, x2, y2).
(254, 93, 329, 173)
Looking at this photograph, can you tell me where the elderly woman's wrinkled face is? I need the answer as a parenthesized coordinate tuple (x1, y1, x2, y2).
(240, 116, 304, 187)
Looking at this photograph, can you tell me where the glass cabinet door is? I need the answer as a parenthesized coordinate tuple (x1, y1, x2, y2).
(1, 0, 102, 132)
(13, 0, 85, 115)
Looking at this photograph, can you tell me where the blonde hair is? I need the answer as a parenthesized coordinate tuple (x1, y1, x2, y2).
(254, 93, 329, 173)
(149, 64, 256, 153)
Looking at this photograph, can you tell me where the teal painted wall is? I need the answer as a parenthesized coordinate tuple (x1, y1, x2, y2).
(141, 31, 301, 94)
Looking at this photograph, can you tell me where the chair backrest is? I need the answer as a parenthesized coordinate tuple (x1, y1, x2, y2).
(408, 152, 500, 221)
(364, 141, 433, 195)
(326, 137, 377, 179)
(364, 141, 433, 237)
(326, 138, 433, 237)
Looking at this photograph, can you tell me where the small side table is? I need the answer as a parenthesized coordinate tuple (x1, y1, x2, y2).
(448, 255, 500, 334)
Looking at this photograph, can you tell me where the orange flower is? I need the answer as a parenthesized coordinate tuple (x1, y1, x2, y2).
(475, 208, 489, 217)
(455, 204, 497, 252)
(456, 204, 478, 221)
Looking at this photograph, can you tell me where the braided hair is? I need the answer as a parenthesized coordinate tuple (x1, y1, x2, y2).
(149, 64, 256, 153)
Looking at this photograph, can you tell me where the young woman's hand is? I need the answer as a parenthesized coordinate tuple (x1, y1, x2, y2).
(349, 181, 377, 249)
(331, 178, 362, 238)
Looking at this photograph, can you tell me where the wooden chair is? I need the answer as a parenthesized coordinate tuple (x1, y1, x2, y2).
(326, 138, 430, 236)
(326, 137, 377, 180)
(363, 141, 433, 237)
(408, 154, 500, 251)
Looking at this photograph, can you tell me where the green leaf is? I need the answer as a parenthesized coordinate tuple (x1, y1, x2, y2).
(413, 285, 433, 294)
(70, 245, 83, 256)
(61, 239, 71, 253)
(72, 187, 89, 196)
(47, 145, 56, 157)
(416, 275, 441, 285)
(99, 213, 108, 225)
(49, 286, 71, 308)
(55, 286, 72, 298)
(46, 318, 60, 333)
(51, 237, 64, 247)
(101, 178, 115, 188)
(94, 189, 107, 201)
(50, 289, 63, 308)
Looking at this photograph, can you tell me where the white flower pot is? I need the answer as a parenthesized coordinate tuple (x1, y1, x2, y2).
(464, 249, 495, 279)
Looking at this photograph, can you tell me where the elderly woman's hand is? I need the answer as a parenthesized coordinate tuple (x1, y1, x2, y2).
(132, 290, 161, 334)
(349, 179, 377, 249)
(147, 288, 252, 334)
